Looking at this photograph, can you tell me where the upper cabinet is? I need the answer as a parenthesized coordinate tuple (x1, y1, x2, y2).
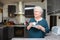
(8, 5, 16, 14)
(47, 0, 60, 15)
(3, 4, 17, 17)
(25, 5, 35, 18)
(8, 5, 16, 17)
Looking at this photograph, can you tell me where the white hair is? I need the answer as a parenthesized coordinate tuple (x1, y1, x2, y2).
(34, 6, 43, 14)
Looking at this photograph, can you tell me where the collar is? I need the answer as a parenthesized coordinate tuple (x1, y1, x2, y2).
(35, 17, 43, 22)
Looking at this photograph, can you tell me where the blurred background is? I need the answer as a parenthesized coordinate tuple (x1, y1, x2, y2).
(0, 0, 60, 40)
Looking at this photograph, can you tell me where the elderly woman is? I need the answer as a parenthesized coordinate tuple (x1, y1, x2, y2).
(27, 6, 49, 38)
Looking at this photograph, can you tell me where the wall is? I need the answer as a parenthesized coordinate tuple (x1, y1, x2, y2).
(46, 15, 50, 27)
(57, 16, 60, 26)
(0, 13, 2, 22)
(3, 4, 8, 17)
(0, 6, 3, 22)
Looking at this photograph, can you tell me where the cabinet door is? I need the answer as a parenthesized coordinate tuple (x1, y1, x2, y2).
(8, 5, 16, 17)
(14, 27, 24, 37)
(3, 27, 8, 40)
(0, 28, 3, 40)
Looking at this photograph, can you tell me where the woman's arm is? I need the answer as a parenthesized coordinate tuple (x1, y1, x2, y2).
(34, 25, 45, 32)
(26, 18, 33, 30)
(27, 23, 33, 30)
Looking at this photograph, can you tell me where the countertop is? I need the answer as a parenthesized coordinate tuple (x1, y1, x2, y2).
(0, 25, 26, 28)
(11, 32, 60, 40)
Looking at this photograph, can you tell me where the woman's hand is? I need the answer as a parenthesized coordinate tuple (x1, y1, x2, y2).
(27, 23, 33, 30)
(35, 25, 45, 32)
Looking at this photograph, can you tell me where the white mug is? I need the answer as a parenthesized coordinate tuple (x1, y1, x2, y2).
(32, 22, 36, 26)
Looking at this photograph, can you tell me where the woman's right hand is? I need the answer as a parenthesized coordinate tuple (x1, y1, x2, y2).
(27, 23, 33, 30)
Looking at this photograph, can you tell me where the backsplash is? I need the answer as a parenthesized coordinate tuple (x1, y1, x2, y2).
(3, 17, 19, 24)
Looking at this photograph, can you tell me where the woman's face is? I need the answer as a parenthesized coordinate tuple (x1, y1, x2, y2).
(34, 9, 42, 18)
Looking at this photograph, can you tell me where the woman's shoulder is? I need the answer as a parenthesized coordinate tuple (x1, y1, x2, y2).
(42, 18, 46, 21)
(41, 18, 47, 22)
(29, 18, 35, 22)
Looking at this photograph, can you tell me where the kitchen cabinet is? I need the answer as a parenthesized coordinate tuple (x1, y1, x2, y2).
(0, 27, 4, 40)
(0, 27, 14, 40)
(14, 27, 24, 37)
(0, 25, 28, 40)
(8, 5, 16, 17)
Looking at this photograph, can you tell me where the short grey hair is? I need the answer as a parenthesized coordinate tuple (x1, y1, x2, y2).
(34, 6, 43, 14)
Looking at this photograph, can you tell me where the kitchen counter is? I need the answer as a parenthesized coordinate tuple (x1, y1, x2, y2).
(45, 32, 60, 40)
(0, 25, 26, 27)
(11, 32, 60, 40)
(8, 25, 26, 27)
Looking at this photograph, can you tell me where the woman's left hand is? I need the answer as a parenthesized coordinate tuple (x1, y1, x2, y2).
(35, 25, 45, 32)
